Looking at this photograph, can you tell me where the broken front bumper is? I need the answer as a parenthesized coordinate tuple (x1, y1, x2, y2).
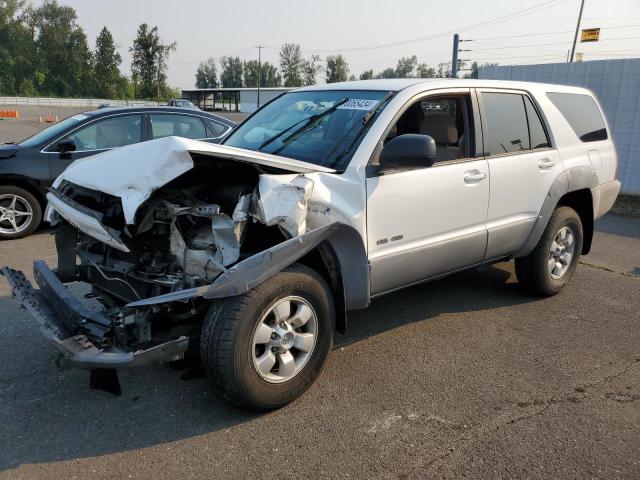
(0, 261, 188, 370)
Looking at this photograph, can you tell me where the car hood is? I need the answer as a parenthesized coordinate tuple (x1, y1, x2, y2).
(53, 136, 336, 224)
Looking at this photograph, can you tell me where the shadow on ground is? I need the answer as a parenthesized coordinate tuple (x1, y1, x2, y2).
(0, 262, 534, 470)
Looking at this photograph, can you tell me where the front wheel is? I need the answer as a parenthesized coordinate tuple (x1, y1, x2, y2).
(515, 206, 583, 296)
(200, 264, 334, 411)
(0, 186, 42, 240)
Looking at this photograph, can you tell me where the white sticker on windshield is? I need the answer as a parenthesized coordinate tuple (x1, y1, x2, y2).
(337, 99, 379, 111)
(71, 114, 88, 121)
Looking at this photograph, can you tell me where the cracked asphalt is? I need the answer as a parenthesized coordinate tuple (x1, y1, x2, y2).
(0, 215, 638, 479)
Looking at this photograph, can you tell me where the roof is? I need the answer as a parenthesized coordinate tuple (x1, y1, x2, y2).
(295, 78, 593, 94)
(182, 87, 289, 93)
(83, 106, 235, 124)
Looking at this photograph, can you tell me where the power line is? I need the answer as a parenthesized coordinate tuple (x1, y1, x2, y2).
(464, 35, 640, 52)
(468, 23, 640, 42)
(295, 0, 570, 54)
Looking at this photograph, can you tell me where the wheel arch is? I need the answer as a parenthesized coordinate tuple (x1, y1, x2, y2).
(557, 189, 594, 254)
(514, 166, 598, 258)
(126, 223, 371, 334)
(0, 176, 48, 209)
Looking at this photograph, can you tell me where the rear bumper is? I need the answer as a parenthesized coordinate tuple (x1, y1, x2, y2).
(0, 261, 188, 370)
(592, 179, 621, 220)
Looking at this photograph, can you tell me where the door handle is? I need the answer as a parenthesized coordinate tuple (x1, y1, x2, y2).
(538, 158, 555, 169)
(463, 170, 487, 183)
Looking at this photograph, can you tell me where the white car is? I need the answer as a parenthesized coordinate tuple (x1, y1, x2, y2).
(2, 79, 620, 410)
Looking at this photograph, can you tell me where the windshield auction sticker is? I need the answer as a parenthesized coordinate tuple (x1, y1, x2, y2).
(337, 99, 380, 111)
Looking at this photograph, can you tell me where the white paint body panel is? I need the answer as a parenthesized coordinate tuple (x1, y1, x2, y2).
(48, 79, 620, 304)
(366, 159, 490, 294)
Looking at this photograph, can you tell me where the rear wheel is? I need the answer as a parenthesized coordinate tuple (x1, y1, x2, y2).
(0, 186, 42, 240)
(515, 206, 583, 296)
(200, 264, 334, 411)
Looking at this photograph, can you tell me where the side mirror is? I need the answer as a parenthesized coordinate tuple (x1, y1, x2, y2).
(379, 134, 437, 172)
(57, 139, 76, 154)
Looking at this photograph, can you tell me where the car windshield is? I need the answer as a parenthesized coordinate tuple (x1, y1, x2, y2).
(222, 90, 392, 170)
(19, 114, 88, 147)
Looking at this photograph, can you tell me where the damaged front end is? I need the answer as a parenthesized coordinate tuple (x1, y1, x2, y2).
(1, 138, 349, 393)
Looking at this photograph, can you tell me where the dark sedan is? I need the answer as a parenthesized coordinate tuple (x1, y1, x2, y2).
(0, 106, 235, 239)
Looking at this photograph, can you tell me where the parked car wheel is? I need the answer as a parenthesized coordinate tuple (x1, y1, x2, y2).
(515, 206, 583, 296)
(0, 186, 42, 240)
(200, 263, 334, 411)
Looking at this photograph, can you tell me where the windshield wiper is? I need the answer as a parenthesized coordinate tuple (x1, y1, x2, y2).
(324, 92, 396, 168)
(258, 98, 349, 153)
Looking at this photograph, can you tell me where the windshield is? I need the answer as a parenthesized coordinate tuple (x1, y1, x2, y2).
(19, 114, 88, 147)
(223, 90, 392, 170)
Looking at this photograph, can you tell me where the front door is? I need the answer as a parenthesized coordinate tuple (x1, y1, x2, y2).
(48, 114, 144, 180)
(366, 91, 489, 296)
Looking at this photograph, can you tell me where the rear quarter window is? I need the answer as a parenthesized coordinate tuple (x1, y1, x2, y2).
(546, 92, 608, 142)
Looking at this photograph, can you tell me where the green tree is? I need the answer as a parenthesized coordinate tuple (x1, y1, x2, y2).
(416, 63, 436, 78)
(301, 54, 322, 86)
(243, 59, 260, 87)
(130, 23, 176, 100)
(261, 62, 282, 87)
(93, 26, 122, 98)
(0, 0, 35, 94)
(279, 43, 303, 87)
(35, 0, 90, 96)
(359, 69, 374, 80)
(376, 67, 396, 79)
(67, 26, 93, 96)
(436, 62, 450, 78)
(220, 56, 243, 87)
(195, 57, 218, 88)
(464, 61, 498, 79)
(325, 54, 349, 83)
(243, 60, 281, 88)
(395, 55, 417, 77)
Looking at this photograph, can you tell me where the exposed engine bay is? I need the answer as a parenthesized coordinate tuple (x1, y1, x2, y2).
(48, 156, 316, 352)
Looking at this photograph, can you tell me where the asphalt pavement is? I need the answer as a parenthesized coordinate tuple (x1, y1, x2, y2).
(0, 215, 638, 479)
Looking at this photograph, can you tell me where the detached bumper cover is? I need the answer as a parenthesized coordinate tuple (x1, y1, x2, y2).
(0, 262, 188, 370)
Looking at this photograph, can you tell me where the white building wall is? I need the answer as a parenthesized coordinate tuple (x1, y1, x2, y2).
(480, 59, 640, 194)
(239, 90, 285, 113)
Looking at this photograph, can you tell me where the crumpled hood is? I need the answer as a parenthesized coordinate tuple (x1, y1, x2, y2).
(52, 136, 335, 224)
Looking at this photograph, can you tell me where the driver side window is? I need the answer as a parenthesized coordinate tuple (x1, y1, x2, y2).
(60, 115, 142, 151)
(381, 95, 473, 164)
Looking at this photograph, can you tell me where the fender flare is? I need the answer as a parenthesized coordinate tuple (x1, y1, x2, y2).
(514, 166, 598, 258)
(126, 222, 370, 310)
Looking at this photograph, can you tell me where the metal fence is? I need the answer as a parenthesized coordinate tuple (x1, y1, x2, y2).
(480, 58, 640, 194)
(0, 96, 160, 108)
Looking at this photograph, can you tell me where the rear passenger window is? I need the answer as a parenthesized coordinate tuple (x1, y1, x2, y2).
(524, 97, 550, 149)
(482, 92, 530, 155)
(547, 92, 607, 142)
(151, 114, 207, 140)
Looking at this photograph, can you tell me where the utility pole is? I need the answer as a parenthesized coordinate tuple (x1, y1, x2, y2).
(569, 0, 586, 62)
(451, 33, 460, 78)
(255, 45, 264, 108)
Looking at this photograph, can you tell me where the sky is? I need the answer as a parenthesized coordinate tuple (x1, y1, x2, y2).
(29, 0, 640, 89)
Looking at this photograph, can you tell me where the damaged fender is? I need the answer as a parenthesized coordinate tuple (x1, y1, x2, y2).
(126, 222, 369, 311)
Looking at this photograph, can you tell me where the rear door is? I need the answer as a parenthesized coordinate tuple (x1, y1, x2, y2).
(149, 113, 208, 141)
(477, 89, 563, 259)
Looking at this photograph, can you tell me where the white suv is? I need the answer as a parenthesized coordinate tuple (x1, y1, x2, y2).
(2, 79, 620, 409)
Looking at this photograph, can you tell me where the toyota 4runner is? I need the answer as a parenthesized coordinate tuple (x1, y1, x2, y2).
(1, 79, 620, 410)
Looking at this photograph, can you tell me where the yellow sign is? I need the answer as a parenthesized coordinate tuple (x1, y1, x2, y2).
(581, 28, 600, 42)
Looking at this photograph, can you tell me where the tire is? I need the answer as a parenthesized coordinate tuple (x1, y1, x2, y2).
(0, 185, 42, 240)
(515, 206, 583, 296)
(200, 263, 334, 411)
